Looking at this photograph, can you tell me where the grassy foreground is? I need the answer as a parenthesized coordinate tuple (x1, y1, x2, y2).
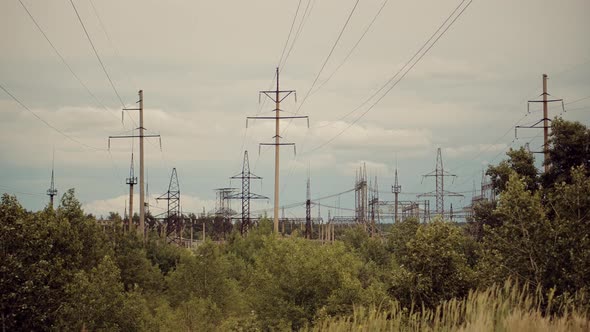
(303, 281, 590, 332)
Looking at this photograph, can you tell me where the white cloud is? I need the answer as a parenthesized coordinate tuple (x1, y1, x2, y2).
(444, 143, 507, 158)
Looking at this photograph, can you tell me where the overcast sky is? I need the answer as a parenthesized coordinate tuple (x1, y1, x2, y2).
(1, 0, 588, 219)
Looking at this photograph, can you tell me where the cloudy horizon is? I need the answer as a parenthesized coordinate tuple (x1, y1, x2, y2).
(1, 0, 588, 219)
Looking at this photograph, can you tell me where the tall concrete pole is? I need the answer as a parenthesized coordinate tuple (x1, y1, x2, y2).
(274, 68, 280, 234)
(247, 68, 306, 234)
(139, 90, 145, 240)
(542, 74, 549, 173)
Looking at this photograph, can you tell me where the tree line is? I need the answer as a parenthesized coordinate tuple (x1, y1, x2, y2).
(1, 117, 589, 331)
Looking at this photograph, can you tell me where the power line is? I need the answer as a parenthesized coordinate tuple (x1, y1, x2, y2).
(280, 0, 317, 70)
(292, 0, 361, 117)
(313, 0, 470, 129)
(277, 0, 303, 68)
(0, 184, 46, 197)
(304, 0, 474, 155)
(68, 0, 126, 108)
(311, 0, 390, 98)
(276, 0, 473, 199)
(565, 95, 590, 105)
(16, 0, 117, 121)
(0, 83, 105, 151)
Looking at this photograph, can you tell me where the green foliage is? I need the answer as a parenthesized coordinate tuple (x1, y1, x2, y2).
(478, 172, 553, 287)
(166, 240, 244, 315)
(113, 232, 164, 293)
(544, 117, 590, 186)
(387, 217, 420, 259)
(389, 219, 475, 308)
(3, 145, 590, 332)
(466, 200, 500, 241)
(486, 147, 538, 195)
(246, 236, 379, 330)
(544, 166, 590, 295)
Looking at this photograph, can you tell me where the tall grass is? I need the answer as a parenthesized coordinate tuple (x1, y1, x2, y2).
(303, 280, 590, 332)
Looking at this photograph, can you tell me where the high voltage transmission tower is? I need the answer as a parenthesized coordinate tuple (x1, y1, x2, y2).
(515, 74, 564, 173)
(125, 153, 137, 233)
(47, 150, 58, 209)
(108, 90, 161, 240)
(355, 164, 368, 226)
(418, 148, 463, 216)
(227, 151, 268, 235)
(247, 67, 309, 234)
(156, 168, 182, 243)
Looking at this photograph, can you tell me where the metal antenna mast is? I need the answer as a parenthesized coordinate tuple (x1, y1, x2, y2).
(515, 74, 564, 173)
(247, 67, 309, 233)
(156, 168, 181, 243)
(108, 90, 162, 240)
(126, 153, 138, 232)
(369, 176, 379, 236)
(418, 148, 463, 216)
(305, 172, 312, 239)
(228, 151, 268, 235)
(47, 149, 57, 209)
(392, 169, 401, 223)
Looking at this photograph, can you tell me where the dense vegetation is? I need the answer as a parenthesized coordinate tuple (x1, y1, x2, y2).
(1, 118, 589, 331)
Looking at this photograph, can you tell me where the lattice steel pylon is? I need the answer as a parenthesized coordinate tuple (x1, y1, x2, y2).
(418, 148, 463, 216)
(355, 164, 368, 225)
(156, 168, 182, 242)
(228, 151, 267, 235)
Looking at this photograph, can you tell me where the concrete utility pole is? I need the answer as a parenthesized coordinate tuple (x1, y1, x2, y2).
(247, 68, 309, 233)
(542, 74, 549, 173)
(139, 90, 145, 238)
(109, 90, 161, 241)
(515, 74, 564, 173)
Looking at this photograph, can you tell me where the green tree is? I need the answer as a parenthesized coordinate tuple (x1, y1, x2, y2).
(477, 172, 552, 287)
(544, 117, 590, 186)
(166, 241, 244, 316)
(544, 166, 590, 293)
(388, 219, 475, 308)
(247, 237, 375, 330)
(486, 147, 538, 195)
(466, 200, 501, 241)
(386, 217, 420, 259)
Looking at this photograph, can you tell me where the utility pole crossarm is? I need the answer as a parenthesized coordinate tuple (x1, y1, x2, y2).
(259, 90, 296, 103)
(247, 116, 309, 128)
(105, 90, 163, 241)
(248, 68, 310, 234)
(518, 74, 563, 172)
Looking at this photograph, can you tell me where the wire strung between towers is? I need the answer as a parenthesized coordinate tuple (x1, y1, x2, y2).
(68, 0, 126, 108)
(303, 0, 474, 155)
(0, 83, 105, 151)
